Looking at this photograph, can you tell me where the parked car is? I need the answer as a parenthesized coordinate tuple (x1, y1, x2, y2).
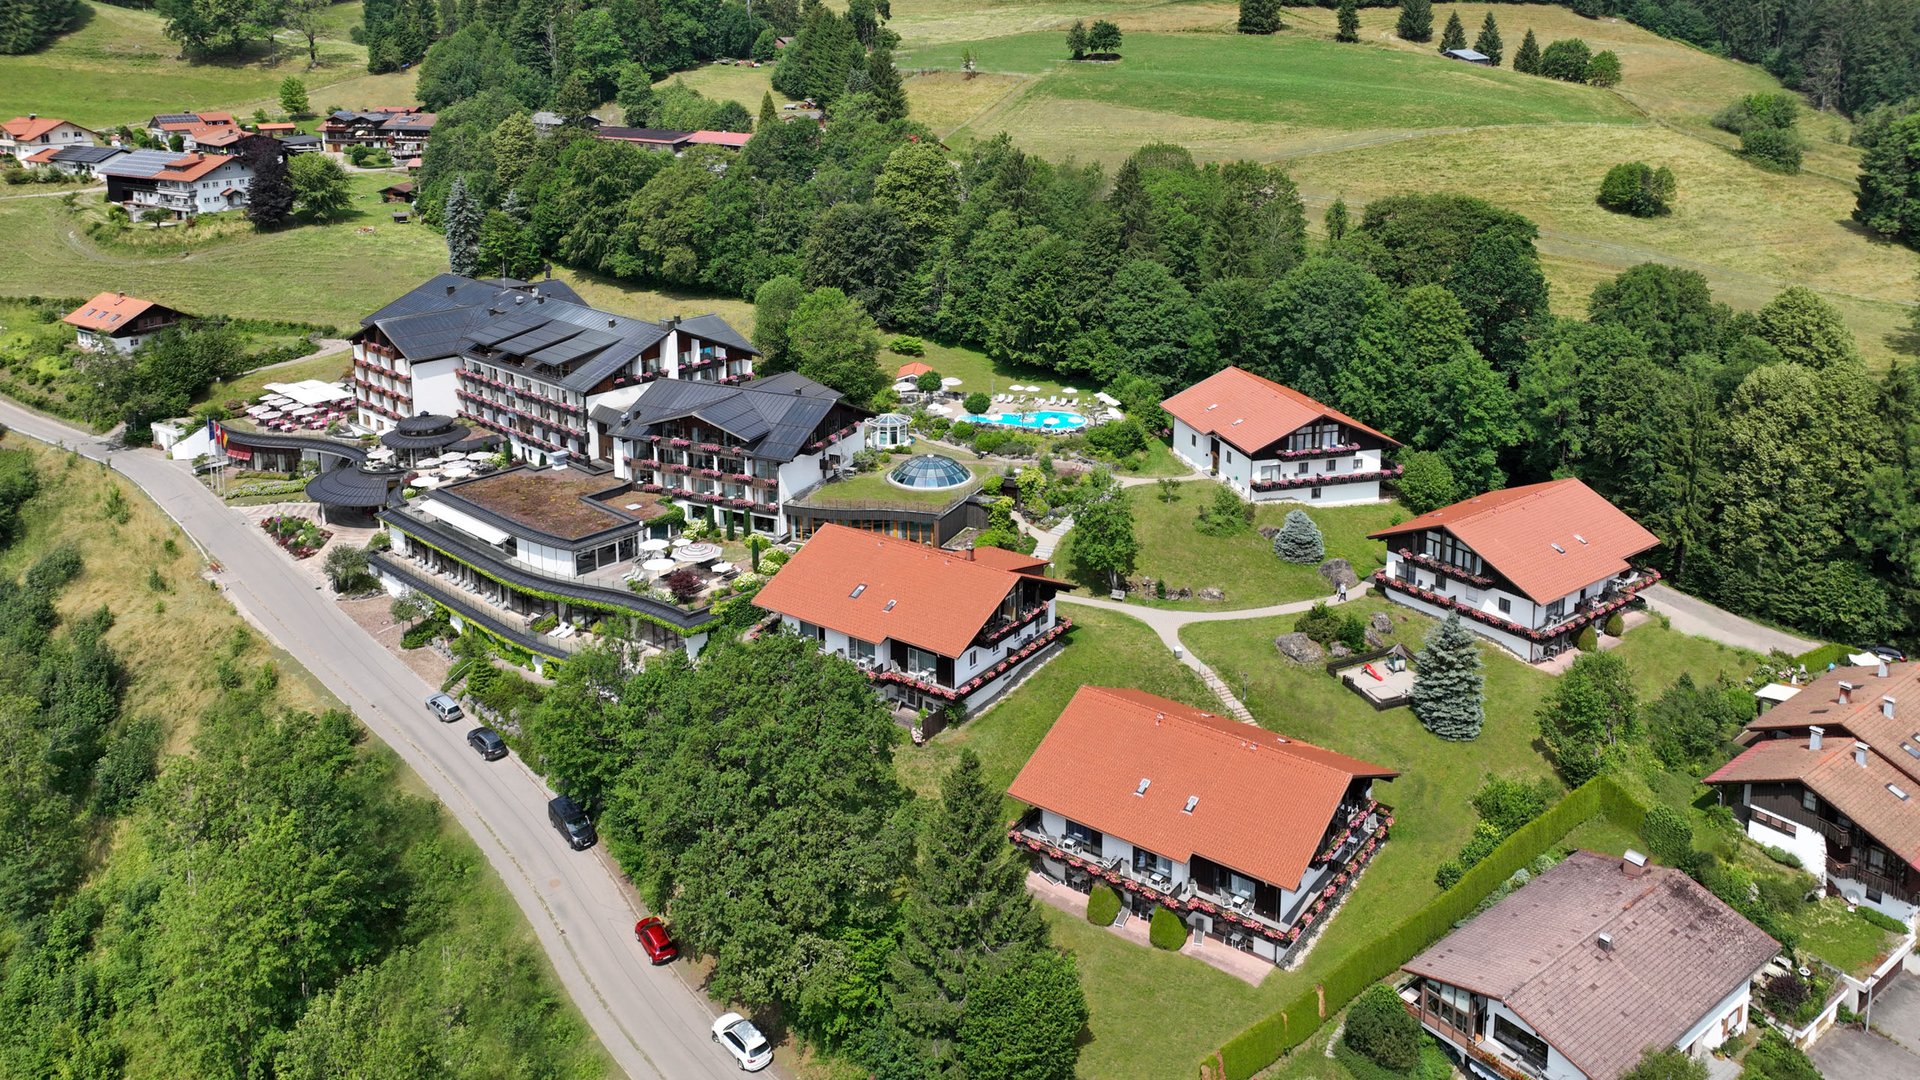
(634, 916, 677, 963)
(710, 1012, 771, 1072)
(1864, 644, 1908, 663)
(426, 692, 463, 722)
(467, 727, 508, 761)
(547, 795, 596, 850)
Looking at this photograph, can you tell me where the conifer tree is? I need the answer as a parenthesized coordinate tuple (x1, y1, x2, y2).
(1475, 11, 1504, 66)
(1324, 197, 1350, 243)
(1238, 0, 1282, 35)
(885, 751, 1051, 1069)
(242, 145, 294, 228)
(1066, 19, 1087, 59)
(1336, 0, 1360, 42)
(1411, 612, 1485, 740)
(1513, 28, 1541, 74)
(757, 91, 779, 132)
(868, 47, 908, 122)
(1439, 11, 1466, 52)
(1273, 509, 1325, 563)
(445, 176, 482, 277)
(1396, 0, 1432, 43)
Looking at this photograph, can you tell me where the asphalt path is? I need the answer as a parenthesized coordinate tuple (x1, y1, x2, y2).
(0, 399, 755, 1080)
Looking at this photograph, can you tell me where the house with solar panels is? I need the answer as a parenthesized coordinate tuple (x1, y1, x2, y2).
(609, 372, 870, 538)
(98, 149, 253, 218)
(18, 143, 124, 178)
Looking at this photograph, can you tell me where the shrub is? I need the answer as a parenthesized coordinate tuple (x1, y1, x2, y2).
(887, 335, 924, 355)
(763, 548, 790, 569)
(1086, 883, 1120, 925)
(949, 421, 976, 441)
(1473, 776, 1553, 833)
(1338, 613, 1368, 651)
(1085, 417, 1148, 458)
(1741, 126, 1804, 173)
(1194, 483, 1252, 537)
(974, 428, 1010, 455)
(1538, 38, 1593, 81)
(1604, 612, 1626, 636)
(1741, 1031, 1820, 1080)
(1859, 905, 1908, 933)
(1641, 804, 1693, 863)
(1296, 602, 1344, 646)
(1597, 162, 1675, 217)
(1148, 905, 1187, 950)
(1759, 972, 1810, 1017)
(963, 391, 991, 415)
(1344, 984, 1422, 1071)
(1713, 92, 1800, 135)
(1576, 624, 1599, 652)
(1761, 845, 1803, 870)
(400, 614, 449, 649)
(662, 568, 704, 604)
(529, 613, 559, 634)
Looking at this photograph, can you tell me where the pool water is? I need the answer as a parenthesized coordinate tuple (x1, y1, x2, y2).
(963, 409, 1088, 432)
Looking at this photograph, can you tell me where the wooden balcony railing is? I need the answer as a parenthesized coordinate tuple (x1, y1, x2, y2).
(1404, 1003, 1541, 1080)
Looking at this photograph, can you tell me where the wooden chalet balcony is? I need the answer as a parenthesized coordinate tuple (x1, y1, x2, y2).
(1402, 998, 1541, 1080)
(1827, 857, 1919, 904)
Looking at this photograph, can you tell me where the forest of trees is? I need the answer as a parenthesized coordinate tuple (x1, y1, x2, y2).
(0, 0, 82, 54)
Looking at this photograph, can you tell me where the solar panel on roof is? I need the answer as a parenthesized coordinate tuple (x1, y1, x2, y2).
(498, 321, 582, 353)
(532, 334, 608, 366)
(465, 312, 547, 347)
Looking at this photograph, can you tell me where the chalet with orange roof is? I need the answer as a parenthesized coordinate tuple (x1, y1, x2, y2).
(99, 149, 255, 219)
(1162, 366, 1401, 506)
(144, 111, 236, 143)
(1706, 662, 1920, 922)
(752, 523, 1072, 713)
(1008, 686, 1397, 965)
(1, 115, 97, 163)
(63, 292, 188, 354)
(1368, 478, 1661, 662)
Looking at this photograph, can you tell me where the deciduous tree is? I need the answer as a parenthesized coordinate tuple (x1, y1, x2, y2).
(787, 286, 886, 403)
(1238, 0, 1282, 36)
(290, 153, 352, 221)
(1067, 473, 1137, 592)
(1538, 651, 1638, 784)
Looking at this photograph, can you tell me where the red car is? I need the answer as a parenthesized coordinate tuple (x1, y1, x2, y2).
(635, 916, 677, 964)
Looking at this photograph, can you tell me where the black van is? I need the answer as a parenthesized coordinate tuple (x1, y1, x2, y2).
(548, 795, 596, 850)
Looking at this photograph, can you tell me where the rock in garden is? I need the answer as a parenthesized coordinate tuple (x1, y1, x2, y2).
(1329, 642, 1353, 659)
(1274, 633, 1324, 665)
(1364, 627, 1388, 649)
(1257, 525, 1283, 540)
(1198, 587, 1225, 602)
(1371, 612, 1393, 634)
(1318, 558, 1359, 590)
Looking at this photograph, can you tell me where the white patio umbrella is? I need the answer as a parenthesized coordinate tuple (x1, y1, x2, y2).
(440, 464, 473, 479)
(671, 537, 693, 547)
(642, 557, 678, 575)
(465, 451, 496, 461)
(415, 456, 443, 468)
(676, 542, 723, 563)
(258, 410, 283, 420)
(1060, 387, 1078, 394)
(639, 538, 671, 553)
(942, 377, 963, 387)
(413, 475, 442, 489)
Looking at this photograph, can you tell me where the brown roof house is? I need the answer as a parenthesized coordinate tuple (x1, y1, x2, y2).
(1368, 478, 1661, 663)
(63, 292, 188, 354)
(1402, 849, 1779, 1080)
(753, 524, 1072, 714)
(1008, 686, 1397, 966)
(1706, 662, 1920, 923)
(1162, 366, 1401, 506)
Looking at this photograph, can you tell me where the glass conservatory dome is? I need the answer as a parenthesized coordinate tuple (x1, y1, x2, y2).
(887, 454, 972, 490)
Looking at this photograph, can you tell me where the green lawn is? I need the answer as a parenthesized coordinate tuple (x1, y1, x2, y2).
(204, 350, 353, 408)
(0, 3, 398, 130)
(1780, 897, 1904, 978)
(904, 31, 1640, 130)
(792, 456, 991, 509)
(1056, 484, 1403, 609)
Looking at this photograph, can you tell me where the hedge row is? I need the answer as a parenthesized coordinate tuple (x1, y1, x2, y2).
(1205, 775, 1643, 1080)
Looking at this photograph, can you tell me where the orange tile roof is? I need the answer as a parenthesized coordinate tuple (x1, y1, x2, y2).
(154, 153, 231, 181)
(1706, 734, 1920, 869)
(963, 545, 1050, 575)
(187, 124, 245, 146)
(1008, 687, 1397, 889)
(3, 116, 77, 142)
(896, 361, 933, 378)
(257, 123, 297, 133)
(752, 524, 1044, 657)
(1162, 366, 1399, 457)
(22, 147, 59, 164)
(197, 111, 234, 124)
(686, 130, 752, 147)
(63, 292, 160, 333)
(1370, 478, 1658, 604)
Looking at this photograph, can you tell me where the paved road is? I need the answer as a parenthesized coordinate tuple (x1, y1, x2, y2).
(0, 401, 755, 1080)
(1642, 584, 1820, 657)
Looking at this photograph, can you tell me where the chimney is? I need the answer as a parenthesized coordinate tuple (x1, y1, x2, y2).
(1880, 660, 1891, 678)
(1597, 932, 1614, 953)
(1884, 696, 1897, 719)
(1622, 850, 1648, 878)
(27, 113, 35, 120)
(1839, 681, 1854, 705)
(1855, 742, 1870, 768)
(1809, 725, 1824, 751)
(445, 284, 456, 295)
(964, 542, 974, 561)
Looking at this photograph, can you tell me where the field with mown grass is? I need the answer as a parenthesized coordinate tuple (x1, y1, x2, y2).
(0, 2, 413, 130)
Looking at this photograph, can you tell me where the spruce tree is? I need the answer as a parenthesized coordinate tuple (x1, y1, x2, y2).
(1475, 11, 1504, 66)
(1396, 0, 1432, 43)
(1439, 10, 1466, 52)
(1238, 0, 1282, 35)
(1335, 0, 1360, 42)
(243, 145, 294, 228)
(885, 751, 1049, 1069)
(757, 91, 779, 132)
(1273, 509, 1325, 564)
(445, 176, 482, 277)
(868, 47, 908, 122)
(1411, 612, 1485, 740)
(1513, 29, 1541, 74)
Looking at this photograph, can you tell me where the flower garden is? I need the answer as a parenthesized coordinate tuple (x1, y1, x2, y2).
(260, 514, 330, 559)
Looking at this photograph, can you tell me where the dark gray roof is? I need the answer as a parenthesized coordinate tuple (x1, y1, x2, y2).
(51, 145, 126, 164)
(150, 113, 198, 125)
(596, 126, 691, 143)
(677, 313, 759, 356)
(98, 149, 187, 178)
(305, 466, 405, 507)
(380, 415, 470, 450)
(281, 134, 322, 147)
(458, 298, 669, 393)
(374, 305, 489, 360)
(613, 371, 854, 463)
(589, 403, 625, 427)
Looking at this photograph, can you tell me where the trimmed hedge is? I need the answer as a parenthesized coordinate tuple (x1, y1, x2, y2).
(1859, 905, 1908, 934)
(1087, 883, 1120, 926)
(1208, 775, 1644, 1080)
(1149, 905, 1187, 950)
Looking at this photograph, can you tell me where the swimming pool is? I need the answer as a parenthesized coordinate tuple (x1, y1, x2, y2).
(963, 409, 1089, 432)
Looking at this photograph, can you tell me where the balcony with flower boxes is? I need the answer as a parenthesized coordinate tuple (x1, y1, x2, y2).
(354, 355, 412, 383)
(1277, 442, 1361, 461)
(977, 604, 1053, 648)
(457, 369, 585, 416)
(858, 618, 1073, 702)
(1394, 548, 1493, 589)
(1371, 567, 1660, 643)
(456, 388, 586, 442)
(806, 424, 860, 453)
(639, 483, 779, 515)
(1251, 464, 1404, 493)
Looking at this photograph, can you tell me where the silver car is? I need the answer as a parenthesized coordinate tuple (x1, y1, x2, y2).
(425, 693, 463, 723)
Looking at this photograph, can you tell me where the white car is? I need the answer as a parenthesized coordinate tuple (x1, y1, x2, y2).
(710, 1012, 772, 1072)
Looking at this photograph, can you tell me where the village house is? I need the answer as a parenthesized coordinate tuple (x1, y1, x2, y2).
(1162, 366, 1402, 505)
(530, 111, 601, 135)
(1706, 662, 1920, 923)
(1369, 478, 1661, 662)
(98, 149, 254, 218)
(320, 107, 434, 153)
(1, 115, 98, 163)
(609, 370, 865, 538)
(1401, 850, 1778, 1080)
(752, 524, 1072, 712)
(19, 143, 125, 178)
(592, 126, 694, 153)
(374, 463, 709, 666)
(61, 292, 188, 353)
(145, 111, 236, 144)
(1007, 686, 1397, 966)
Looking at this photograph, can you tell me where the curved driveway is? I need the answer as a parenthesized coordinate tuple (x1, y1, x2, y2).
(0, 400, 755, 1080)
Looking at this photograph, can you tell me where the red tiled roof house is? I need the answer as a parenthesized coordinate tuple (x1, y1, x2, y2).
(62, 292, 188, 354)
(2, 115, 98, 163)
(1368, 478, 1661, 662)
(1008, 687, 1397, 966)
(1705, 662, 1920, 923)
(1402, 850, 1778, 1080)
(1162, 366, 1401, 505)
(753, 524, 1072, 713)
